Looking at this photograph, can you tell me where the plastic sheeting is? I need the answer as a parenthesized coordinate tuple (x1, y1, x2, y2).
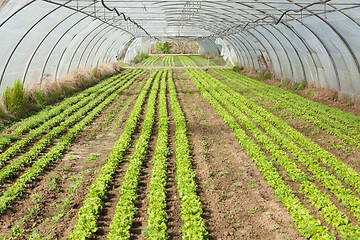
(0, 0, 359, 95)
(124, 37, 154, 64)
(0, 0, 132, 92)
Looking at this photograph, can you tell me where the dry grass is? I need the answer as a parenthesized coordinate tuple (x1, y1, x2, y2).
(1, 62, 122, 129)
(237, 66, 360, 115)
(28, 62, 121, 96)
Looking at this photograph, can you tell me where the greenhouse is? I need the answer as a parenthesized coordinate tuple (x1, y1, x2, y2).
(0, 0, 360, 239)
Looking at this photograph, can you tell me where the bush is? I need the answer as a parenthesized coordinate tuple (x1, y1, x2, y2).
(92, 67, 98, 78)
(0, 63, 121, 128)
(262, 73, 273, 80)
(0, 104, 7, 119)
(232, 66, 244, 73)
(4, 79, 26, 118)
(133, 52, 149, 64)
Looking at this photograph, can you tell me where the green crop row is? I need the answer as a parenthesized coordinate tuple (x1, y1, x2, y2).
(300, 181, 360, 239)
(203, 70, 360, 220)
(142, 56, 160, 66)
(237, 69, 360, 130)
(211, 70, 360, 196)
(162, 56, 175, 67)
(186, 69, 334, 239)
(168, 69, 208, 239)
(216, 69, 360, 147)
(190, 56, 215, 67)
(69, 70, 158, 239)
(108, 70, 162, 239)
(191, 69, 360, 238)
(146, 70, 170, 240)
(213, 69, 360, 138)
(0, 69, 142, 216)
(0, 71, 132, 153)
(0, 71, 137, 169)
(0, 70, 145, 186)
(178, 56, 197, 67)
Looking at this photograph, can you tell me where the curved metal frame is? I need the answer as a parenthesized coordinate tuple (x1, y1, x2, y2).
(77, 26, 115, 69)
(40, 15, 90, 82)
(1, 0, 360, 95)
(222, 36, 245, 66)
(226, 35, 252, 67)
(290, 22, 341, 89)
(280, 23, 320, 84)
(247, 29, 284, 78)
(0, 1, 72, 85)
(90, 33, 121, 67)
(22, 4, 94, 84)
(267, 25, 306, 82)
(85, 29, 132, 66)
(62, 22, 106, 76)
(96, 39, 119, 66)
(258, 25, 294, 80)
(294, 3, 360, 79)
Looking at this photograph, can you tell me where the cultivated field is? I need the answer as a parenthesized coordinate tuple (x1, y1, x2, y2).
(0, 55, 360, 239)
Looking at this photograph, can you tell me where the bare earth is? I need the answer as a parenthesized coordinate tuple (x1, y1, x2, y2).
(0, 68, 359, 239)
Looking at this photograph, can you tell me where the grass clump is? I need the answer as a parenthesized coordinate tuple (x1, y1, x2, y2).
(4, 79, 26, 118)
(255, 72, 273, 82)
(261, 73, 273, 80)
(232, 66, 244, 73)
(306, 89, 316, 97)
(291, 79, 307, 92)
(0, 63, 122, 129)
(133, 52, 149, 64)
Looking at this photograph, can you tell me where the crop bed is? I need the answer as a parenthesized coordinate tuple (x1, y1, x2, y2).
(0, 56, 360, 239)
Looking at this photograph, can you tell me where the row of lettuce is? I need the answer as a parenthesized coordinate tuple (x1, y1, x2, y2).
(190, 56, 217, 67)
(0, 69, 146, 215)
(186, 69, 360, 239)
(162, 56, 175, 67)
(70, 69, 208, 239)
(0, 66, 209, 239)
(0, 70, 136, 152)
(0, 72, 143, 186)
(178, 56, 197, 67)
(139, 55, 220, 68)
(141, 56, 160, 66)
(211, 69, 360, 148)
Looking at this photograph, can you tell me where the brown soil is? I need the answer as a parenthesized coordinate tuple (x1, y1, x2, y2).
(0, 74, 146, 239)
(173, 70, 304, 239)
(1, 68, 360, 240)
(217, 71, 360, 180)
(207, 69, 360, 237)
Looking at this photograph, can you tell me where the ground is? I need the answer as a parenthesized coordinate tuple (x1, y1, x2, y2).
(0, 67, 359, 239)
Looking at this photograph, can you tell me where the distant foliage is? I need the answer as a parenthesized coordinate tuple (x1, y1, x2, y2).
(156, 42, 173, 54)
(133, 52, 149, 64)
(4, 79, 26, 118)
(232, 66, 244, 73)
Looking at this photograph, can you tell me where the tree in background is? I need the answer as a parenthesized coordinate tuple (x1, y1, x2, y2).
(156, 42, 173, 54)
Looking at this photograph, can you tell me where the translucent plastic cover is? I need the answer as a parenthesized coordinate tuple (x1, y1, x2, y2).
(0, 0, 359, 95)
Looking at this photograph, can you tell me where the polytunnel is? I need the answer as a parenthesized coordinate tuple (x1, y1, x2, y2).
(3, 1, 360, 239)
(0, 0, 360, 95)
